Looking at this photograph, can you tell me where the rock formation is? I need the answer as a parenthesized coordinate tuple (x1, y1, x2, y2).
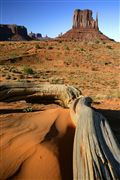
(58, 9, 114, 42)
(29, 32, 42, 40)
(0, 24, 31, 41)
(73, 9, 98, 30)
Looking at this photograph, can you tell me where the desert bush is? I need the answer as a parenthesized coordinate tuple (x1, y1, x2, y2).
(64, 46, 70, 50)
(80, 48, 85, 51)
(10, 53, 18, 59)
(35, 44, 40, 49)
(95, 40, 100, 44)
(91, 67, 98, 71)
(23, 66, 34, 75)
(106, 45, 112, 49)
(47, 46, 53, 50)
(58, 40, 62, 43)
(23, 106, 33, 113)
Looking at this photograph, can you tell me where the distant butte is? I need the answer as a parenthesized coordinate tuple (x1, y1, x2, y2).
(58, 9, 114, 42)
(0, 24, 31, 41)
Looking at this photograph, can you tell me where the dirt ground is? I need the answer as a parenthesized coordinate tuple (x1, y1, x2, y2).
(0, 40, 120, 109)
(0, 40, 120, 179)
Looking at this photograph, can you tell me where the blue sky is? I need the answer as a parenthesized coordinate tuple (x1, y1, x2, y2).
(1, 0, 120, 41)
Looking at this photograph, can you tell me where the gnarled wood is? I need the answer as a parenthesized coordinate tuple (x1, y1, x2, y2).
(0, 82, 81, 107)
(70, 97, 120, 180)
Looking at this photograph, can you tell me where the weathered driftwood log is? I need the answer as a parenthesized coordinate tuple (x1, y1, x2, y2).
(70, 96, 120, 180)
(0, 82, 81, 107)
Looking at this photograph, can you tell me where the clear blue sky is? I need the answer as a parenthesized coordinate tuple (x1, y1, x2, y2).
(1, 0, 120, 41)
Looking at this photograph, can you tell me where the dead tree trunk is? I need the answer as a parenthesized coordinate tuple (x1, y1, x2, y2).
(0, 82, 81, 107)
(70, 97, 120, 180)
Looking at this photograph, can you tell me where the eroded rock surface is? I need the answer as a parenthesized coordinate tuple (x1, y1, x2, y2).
(73, 9, 98, 30)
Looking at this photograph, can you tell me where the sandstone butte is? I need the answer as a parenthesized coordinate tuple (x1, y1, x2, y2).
(0, 24, 31, 41)
(57, 9, 114, 42)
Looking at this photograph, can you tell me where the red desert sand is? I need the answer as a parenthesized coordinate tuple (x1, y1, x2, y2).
(0, 108, 75, 180)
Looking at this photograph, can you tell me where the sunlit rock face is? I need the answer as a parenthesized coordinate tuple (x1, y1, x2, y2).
(72, 9, 98, 30)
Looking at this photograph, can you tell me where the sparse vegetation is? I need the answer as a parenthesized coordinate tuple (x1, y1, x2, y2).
(0, 40, 119, 110)
(95, 40, 100, 44)
(10, 53, 18, 59)
(23, 106, 33, 113)
(47, 45, 53, 49)
(23, 66, 34, 74)
(106, 45, 112, 49)
(35, 44, 41, 49)
(80, 48, 85, 51)
(64, 46, 70, 50)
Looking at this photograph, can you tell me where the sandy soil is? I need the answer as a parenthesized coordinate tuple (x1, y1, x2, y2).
(0, 107, 75, 180)
(0, 41, 120, 103)
(0, 100, 120, 180)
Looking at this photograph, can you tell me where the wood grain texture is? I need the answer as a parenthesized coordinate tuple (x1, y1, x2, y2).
(70, 97, 120, 180)
(0, 82, 81, 107)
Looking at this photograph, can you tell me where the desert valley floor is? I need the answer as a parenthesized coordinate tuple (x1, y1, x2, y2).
(0, 40, 120, 179)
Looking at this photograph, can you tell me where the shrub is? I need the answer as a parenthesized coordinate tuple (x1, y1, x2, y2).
(58, 40, 62, 43)
(64, 46, 70, 50)
(35, 44, 40, 49)
(23, 106, 33, 113)
(106, 45, 112, 49)
(80, 48, 85, 51)
(95, 40, 100, 44)
(10, 53, 17, 59)
(23, 67, 34, 74)
(47, 46, 53, 50)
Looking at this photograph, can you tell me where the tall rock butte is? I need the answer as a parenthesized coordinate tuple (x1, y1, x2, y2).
(73, 9, 98, 30)
(58, 9, 114, 41)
